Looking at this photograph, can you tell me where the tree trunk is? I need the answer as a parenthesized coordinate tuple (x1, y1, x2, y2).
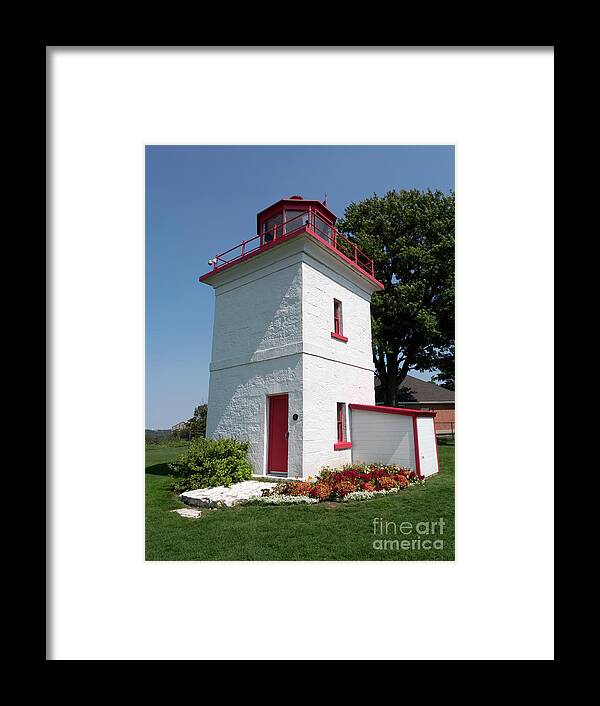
(374, 347, 401, 406)
(396, 356, 412, 390)
(384, 374, 398, 407)
(374, 346, 416, 407)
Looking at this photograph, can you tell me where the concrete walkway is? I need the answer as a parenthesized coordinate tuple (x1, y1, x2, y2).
(180, 480, 275, 508)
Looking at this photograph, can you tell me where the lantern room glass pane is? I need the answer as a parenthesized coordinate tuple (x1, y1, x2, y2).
(263, 212, 283, 242)
(314, 215, 332, 243)
(284, 210, 307, 233)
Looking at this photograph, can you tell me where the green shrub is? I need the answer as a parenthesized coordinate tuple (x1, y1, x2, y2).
(169, 437, 253, 493)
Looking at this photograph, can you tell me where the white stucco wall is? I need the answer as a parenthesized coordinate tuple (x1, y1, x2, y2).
(302, 355, 374, 474)
(206, 356, 304, 477)
(210, 259, 303, 366)
(300, 256, 376, 475)
(301, 254, 374, 371)
(206, 254, 304, 477)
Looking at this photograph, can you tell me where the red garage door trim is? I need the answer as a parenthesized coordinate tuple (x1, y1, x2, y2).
(349, 404, 436, 418)
(434, 418, 441, 475)
(412, 416, 422, 479)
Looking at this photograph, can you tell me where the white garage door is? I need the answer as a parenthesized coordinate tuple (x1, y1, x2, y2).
(416, 416, 439, 477)
(350, 410, 416, 469)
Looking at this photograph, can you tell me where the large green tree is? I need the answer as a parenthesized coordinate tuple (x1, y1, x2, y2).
(337, 189, 455, 406)
(431, 345, 455, 390)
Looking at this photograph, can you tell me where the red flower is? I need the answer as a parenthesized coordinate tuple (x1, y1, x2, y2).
(310, 483, 331, 500)
(376, 476, 399, 491)
(278, 481, 314, 496)
(331, 479, 358, 498)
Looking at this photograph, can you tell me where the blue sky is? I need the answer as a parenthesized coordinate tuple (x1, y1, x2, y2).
(146, 145, 455, 429)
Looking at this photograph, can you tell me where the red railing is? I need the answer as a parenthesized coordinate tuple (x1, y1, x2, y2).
(208, 208, 375, 278)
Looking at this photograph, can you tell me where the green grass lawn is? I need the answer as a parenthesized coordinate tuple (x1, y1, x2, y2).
(145, 439, 455, 561)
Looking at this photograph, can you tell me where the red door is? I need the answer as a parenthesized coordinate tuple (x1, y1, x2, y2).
(267, 394, 288, 474)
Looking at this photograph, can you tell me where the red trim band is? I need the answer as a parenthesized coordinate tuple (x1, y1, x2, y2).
(331, 332, 348, 342)
(433, 419, 441, 475)
(307, 228, 383, 289)
(199, 228, 301, 282)
(349, 404, 437, 418)
(334, 441, 352, 450)
(412, 416, 423, 479)
(199, 226, 384, 290)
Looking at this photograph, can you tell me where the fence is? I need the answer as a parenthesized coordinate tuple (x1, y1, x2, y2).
(207, 208, 375, 279)
(435, 420, 455, 439)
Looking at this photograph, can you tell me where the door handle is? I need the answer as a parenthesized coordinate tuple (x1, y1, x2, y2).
(285, 431, 289, 439)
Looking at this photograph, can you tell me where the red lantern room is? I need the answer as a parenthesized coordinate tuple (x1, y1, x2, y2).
(256, 195, 337, 244)
(200, 194, 380, 286)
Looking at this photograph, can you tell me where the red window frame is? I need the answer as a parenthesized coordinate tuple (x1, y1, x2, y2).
(331, 299, 348, 342)
(337, 402, 345, 441)
(334, 403, 352, 450)
(333, 299, 342, 334)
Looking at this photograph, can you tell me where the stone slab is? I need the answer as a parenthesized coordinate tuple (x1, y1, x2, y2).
(171, 507, 202, 518)
(180, 480, 276, 508)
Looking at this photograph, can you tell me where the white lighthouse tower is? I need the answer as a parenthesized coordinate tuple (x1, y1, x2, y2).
(200, 196, 384, 479)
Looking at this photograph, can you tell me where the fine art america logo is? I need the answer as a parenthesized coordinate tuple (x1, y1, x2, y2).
(372, 517, 445, 552)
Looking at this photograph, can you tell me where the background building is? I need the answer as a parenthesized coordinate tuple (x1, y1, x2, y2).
(375, 374, 455, 435)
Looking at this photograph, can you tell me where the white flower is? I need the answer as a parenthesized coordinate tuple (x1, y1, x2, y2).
(256, 494, 318, 505)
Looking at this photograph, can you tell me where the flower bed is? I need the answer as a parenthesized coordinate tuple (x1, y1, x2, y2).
(253, 464, 421, 504)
